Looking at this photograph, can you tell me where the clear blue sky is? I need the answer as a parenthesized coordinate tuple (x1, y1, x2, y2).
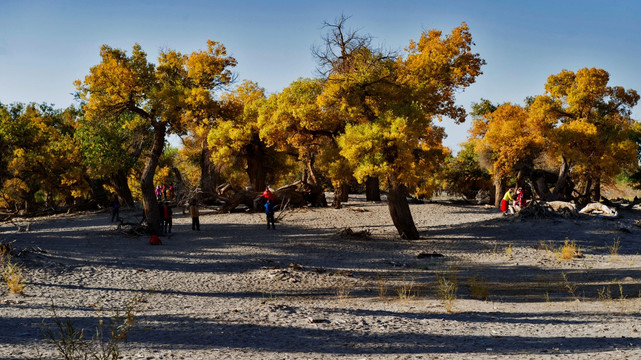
(1, 0, 639, 151)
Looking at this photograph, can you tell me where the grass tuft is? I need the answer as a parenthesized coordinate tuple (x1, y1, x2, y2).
(554, 238, 583, 261)
(2, 255, 26, 295)
(467, 275, 489, 300)
(435, 268, 458, 313)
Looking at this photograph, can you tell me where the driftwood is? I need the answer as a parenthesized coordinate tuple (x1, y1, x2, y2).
(546, 201, 577, 215)
(519, 200, 578, 219)
(218, 190, 260, 213)
(579, 203, 618, 217)
(334, 227, 372, 240)
(217, 181, 327, 213)
(601, 196, 641, 210)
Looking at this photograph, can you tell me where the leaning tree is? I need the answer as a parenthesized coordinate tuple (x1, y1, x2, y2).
(76, 41, 236, 234)
(331, 22, 485, 239)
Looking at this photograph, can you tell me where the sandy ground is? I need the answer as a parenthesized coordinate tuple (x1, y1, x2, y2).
(1, 194, 641, 359)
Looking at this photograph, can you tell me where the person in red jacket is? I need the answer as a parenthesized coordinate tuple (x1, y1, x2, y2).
(262, 187, 274, 202)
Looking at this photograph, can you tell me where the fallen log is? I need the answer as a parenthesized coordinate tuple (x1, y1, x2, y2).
(519, 200, 578, 219)
(217, 181, 327, 213)
(579, 203, 618, 217)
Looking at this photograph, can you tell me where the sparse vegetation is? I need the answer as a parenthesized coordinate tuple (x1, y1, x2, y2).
(559, 272, 578, 300)
(505, 243, 514, 258)
(554, 238, 583, 261)
(376, 275, 388, 298)
(42, 291, 150, 360)
(435, 268, 458, 313)
(1, 253, 26, 295)
(395, 279, 416, 301)
(335, 281, 353, 300)
(467, 275, 489, 300)
(608, 237, 621, 260)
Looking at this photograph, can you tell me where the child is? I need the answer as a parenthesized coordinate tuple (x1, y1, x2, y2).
(189, 200, 200, 231)
(264, 199, 275, 230)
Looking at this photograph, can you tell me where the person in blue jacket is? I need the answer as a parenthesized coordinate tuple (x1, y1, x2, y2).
(264, 199, 275, 230)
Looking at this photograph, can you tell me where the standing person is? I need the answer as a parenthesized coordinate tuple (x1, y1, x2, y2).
(163, 202, 173, 234)
(111, 196, 120, 222)
(501, 188, 515, 215)
(264, 199, 275, 230)
(189, 199, 200, 231)
(514, 187, 527, 211)
(155, 185, 162, 201)
(158, 202, 165, 233)
(169, 184, 175, 201)
(162, 184, 167, 200)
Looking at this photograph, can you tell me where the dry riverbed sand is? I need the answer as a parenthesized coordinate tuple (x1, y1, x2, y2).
(1, 194, 641, 359)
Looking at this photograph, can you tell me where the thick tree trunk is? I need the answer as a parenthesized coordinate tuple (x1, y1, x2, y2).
(245, 138, 266, 192)
(199, 141, 220, 195)
(365, 176, 381, 201)
(493, 175, 506, 208)
(305, 157, 318, 185)
(592, 177, 601, 202)
(549, 155, 570, 201)
(111, 169, 134, 207)
(141, 123, 166, 236)
(87, 177, 109, 207)
(332, 181, 345, 209)
(387, 180, 419, 240)
(339, 182, 349, 202)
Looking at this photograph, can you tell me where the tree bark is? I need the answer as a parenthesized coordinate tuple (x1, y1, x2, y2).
(332, 181, 345, 209)
(305, 157, 318, 185)
(199, 140, 220, 195)
(592, 177, 601, 202)
(87, 177, 109, 207)
(549, 155, 570, 201)
(339, 182, 349, 202)
(245, 137, 267, 191)
(141, 122, 166, 236)
(365, 176, 381, 201)
(493, 175, 506, 208)
(111, 169, 134, 207)
(387, 179, 419, 240)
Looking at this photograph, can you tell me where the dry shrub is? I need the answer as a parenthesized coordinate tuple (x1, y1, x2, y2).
(2, 255, 26, 294)
(554, 238, 583, 260)
(608, 237, 621, 260)
(396, 279, 417, 301)
(467, 275, 489, 300)
(0, 240, 15, 257)
(435, 268, 458, 313)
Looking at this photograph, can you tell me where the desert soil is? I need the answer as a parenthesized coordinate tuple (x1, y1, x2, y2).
(1, 194, 641, 359)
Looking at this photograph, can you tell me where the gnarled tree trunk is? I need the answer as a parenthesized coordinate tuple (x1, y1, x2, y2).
(365, 176, 381, 201)
(387, 179, 419, 240)
(141, 122, 166, 236)
(494, 175, 506, 208)
(332, 181, 345, 209)
(245, 137, 267, 192)
(200, 140, 220, 195)
(111, 169, 134, 207)
(549, 155, 570, 201)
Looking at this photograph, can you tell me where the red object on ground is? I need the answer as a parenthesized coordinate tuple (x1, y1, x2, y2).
(149, 235, 162, 245)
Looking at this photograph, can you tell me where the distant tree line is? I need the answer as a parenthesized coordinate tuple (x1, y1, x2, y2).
(1, 16, 639, 238)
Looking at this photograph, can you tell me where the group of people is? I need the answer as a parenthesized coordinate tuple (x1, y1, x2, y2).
(113, 186, 278, 236)
(501, 187, 528, 215)
(155, 184, 176, 201)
